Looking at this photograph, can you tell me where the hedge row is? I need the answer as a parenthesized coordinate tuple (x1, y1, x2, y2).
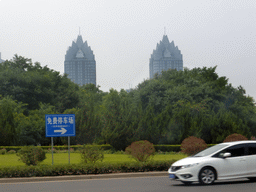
(0, 145, 113, 152)
(0, 160, 175, 178)
(154, 145, 180, 152)
(0, 144, 216, 153)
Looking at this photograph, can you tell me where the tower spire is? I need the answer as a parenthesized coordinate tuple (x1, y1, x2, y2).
(164, 27, 166, 36)
(79, 27, 80, 35)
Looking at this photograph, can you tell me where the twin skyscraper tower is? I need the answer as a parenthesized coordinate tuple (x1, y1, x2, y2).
(64, 35, 96, 86)
(64, 34, 183, 86)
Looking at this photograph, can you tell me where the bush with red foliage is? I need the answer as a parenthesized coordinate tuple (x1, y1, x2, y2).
(181, 136, 207, 155)
(223, 133, 248, 143)
(125, 140, 155, 162)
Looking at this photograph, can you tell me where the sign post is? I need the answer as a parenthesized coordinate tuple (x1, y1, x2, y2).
(68, 136, 70, 164)
(45, 114, 76, 165)
(51, 137, 54, 165)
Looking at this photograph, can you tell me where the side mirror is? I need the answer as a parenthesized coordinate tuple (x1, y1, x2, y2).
(223, 152, 231, 158)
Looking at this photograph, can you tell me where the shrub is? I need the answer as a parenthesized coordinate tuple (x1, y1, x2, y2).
(16, 146, 46, 166)
(154, 145, 181, 152)
(7, 150, 16, 154)
(0, 148, 7, 155)
(45, 148, 58, 153)
(0, 146, 20, 152)
(223, 133, 248, 142)
(80, 144, 104, 164)
(181, 136, 207, 155)
(114, 150, 125, 155)
(125, 140, 155, 162)
(58, 148, 75, 153)
(0, 160, 175, 178)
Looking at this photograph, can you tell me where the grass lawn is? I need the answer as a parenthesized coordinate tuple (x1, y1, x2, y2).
(0, 153, 187, 167)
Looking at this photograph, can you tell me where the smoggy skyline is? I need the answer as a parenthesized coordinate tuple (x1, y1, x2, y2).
(0, 0, 255, 100)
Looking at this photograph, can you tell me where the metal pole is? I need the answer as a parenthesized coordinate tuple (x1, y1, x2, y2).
(68, 136, 70, 164)
(51, 137, 54, 165)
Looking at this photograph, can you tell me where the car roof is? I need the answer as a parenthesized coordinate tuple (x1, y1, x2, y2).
(220, 140, 256, 146)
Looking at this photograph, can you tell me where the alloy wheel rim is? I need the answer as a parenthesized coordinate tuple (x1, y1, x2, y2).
(201, 169, 214, 184)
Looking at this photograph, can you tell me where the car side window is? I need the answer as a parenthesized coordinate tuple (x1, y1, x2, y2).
(215, 144, 245, 158)
(247, 143, 256, 155)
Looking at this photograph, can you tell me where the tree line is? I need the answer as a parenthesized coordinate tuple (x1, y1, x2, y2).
(0, 55, 256, 150)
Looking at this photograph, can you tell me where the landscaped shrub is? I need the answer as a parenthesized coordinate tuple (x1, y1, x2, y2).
(16, 146, 46, 166)
(125, 140, 155, 162)
(80, 144, 104, 164)
(56, 148, 75, 153)
(110, 150, 125, 154)
(0, 144, 113, 153)
(7, 150, 16, 154)
(181, 136, 207, 155)
(223, 133, 248, 142)
(0, 148, 7, 155)
(45, 148, 59, 153)
(0, 160, 175, 178)
(154, 145, 181, 152)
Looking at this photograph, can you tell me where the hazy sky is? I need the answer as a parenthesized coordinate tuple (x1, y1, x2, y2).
(1, 0, 255, 100)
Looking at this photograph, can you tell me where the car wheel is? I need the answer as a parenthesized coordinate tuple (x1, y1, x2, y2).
(199, 167, 216, 185)
(181, 181, 193, 185)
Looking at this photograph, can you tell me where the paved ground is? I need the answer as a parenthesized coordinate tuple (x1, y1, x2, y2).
(0, 171, 167, 183)
(1, 175, 256, 192)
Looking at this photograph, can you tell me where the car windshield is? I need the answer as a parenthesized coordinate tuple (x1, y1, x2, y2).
(193, 144, 229, 157)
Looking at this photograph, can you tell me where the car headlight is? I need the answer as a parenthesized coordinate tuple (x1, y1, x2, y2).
(181, 163, 199, 169)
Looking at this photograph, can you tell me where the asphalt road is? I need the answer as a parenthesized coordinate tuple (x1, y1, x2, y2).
(1, 175, 256, 192)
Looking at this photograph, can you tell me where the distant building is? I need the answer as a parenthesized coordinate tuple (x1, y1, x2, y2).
(64, 35, 96, 86)
(149, 35, 183, 78)
(0, 52, 5, 63)
(125, 88, 132, 93)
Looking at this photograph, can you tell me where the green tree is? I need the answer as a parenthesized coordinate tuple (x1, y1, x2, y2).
(101, 89, 138, 150)
(131, 66, 255, 144)
(0, 55, 79, 113)
(0, 96, 24, 145)
(15, 103, 56, 146)
(62, 84, 106, 145)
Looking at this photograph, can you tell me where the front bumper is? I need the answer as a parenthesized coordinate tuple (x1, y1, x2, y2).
(168, 166, 200, 182)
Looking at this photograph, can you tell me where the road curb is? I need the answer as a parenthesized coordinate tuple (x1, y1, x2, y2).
(0, 171, 167, 183)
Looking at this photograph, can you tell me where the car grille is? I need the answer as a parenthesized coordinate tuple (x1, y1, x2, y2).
(171, 166, 182, 172)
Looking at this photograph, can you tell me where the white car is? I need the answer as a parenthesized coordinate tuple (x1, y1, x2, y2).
(168, 140, 256, 185)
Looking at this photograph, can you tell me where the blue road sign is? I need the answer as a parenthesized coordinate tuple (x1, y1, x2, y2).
(45, 114, 75, 137)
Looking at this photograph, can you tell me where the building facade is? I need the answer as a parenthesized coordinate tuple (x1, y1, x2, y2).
(0, 52, 5, 63)
(64, 35, 96, 86)
(149, 35, 183, 78)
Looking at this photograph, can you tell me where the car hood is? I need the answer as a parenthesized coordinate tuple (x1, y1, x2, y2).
(172, 156, 207, 166)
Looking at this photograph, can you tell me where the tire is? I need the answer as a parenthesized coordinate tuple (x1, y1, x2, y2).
(181, 181, 193, 185)
(198, 167, 216, 185)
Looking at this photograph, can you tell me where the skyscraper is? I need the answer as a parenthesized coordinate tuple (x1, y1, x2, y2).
(149, 35, 183, 78)
(0, 52, 5, 63)
(64, 35, 96, 86)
